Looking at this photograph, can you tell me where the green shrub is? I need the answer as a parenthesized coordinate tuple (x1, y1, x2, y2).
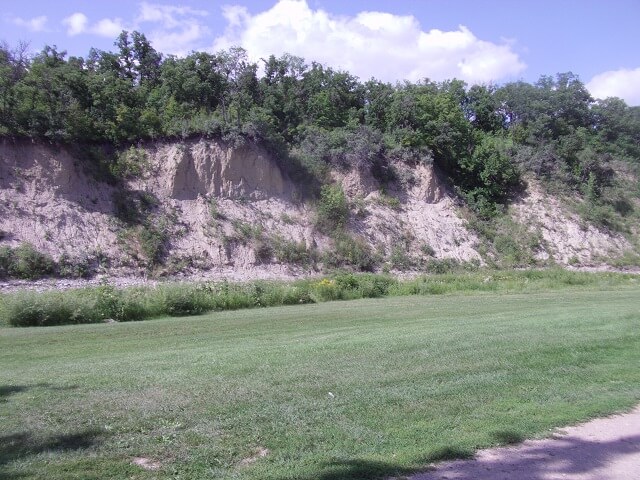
(5, 291, 99, 326)
(3, 243, 55, 279)
(110, 146, 149, 179)
(138, 222, 168, 266)
(316, 185, 349, 232)
(273, 237, 314, 265)
(311, 278, 339, 302)
(0, 246, 12, 278)
(327, 233, 378, 271)
(162, 285, 213, 316)
(390, 246, 415, 270)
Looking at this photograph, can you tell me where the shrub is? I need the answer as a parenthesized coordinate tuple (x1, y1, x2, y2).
(57, 253, 97, 279)
(6, 291, 98, 326)
(162, 285, 213, 316)
(311, 278, 339, 301)
(110, 146, 149, 179)
(326, 233, 378, 271)
(8, 243, 55, 280)
(273, 237, 314, 265)
(316, 185, 349, 232)
(390, 246, 415, 270)
(138, 222, 168, 266)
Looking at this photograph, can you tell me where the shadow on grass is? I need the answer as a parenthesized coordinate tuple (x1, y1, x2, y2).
(0, 386, 30, 403)
(287, 446, 474, 480)
(410, 433, 640, 480)
(0, 429, 104, 479)
(281, 432, 640, 480)
(0, 383, 78, 403)
(491, 430, 525, 445)
(1, 383, 88, 479)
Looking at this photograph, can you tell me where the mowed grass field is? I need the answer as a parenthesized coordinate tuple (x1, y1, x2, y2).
(1, 287, 640, 479)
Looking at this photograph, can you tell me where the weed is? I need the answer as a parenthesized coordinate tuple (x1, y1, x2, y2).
(326, 233, 379, 271)
(316, 184, 349, 233)
(0, 243, 55, 279)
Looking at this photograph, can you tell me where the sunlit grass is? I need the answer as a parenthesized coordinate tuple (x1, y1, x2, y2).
(1, 287, 639, 479)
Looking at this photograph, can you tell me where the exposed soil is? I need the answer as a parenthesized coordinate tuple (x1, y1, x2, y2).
(0, 138, 634, 277)
(409, 406, 640, 480)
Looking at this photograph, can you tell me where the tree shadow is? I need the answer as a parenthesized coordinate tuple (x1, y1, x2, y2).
(280, 446, 475, 480)
(0, 385, 29, 403)
(0, 383, 78, 403)
(0, 383, 98, 479)
(0, 429, 104, 479)
(491, 430, 525, 445)
(411, 433, 640, 480)
(275, 430, 640, 480)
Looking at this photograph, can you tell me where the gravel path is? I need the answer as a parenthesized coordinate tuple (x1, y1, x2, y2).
(410, 406, 640, 480)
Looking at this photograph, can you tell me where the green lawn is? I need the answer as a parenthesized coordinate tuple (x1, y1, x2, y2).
(1, 288, 640, 479)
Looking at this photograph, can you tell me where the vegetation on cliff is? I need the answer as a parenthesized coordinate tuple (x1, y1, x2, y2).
(2, 33, 639, 218)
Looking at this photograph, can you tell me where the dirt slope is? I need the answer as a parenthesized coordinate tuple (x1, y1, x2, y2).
(0, 137, 632, 278)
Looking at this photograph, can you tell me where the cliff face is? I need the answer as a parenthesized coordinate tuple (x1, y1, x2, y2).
(142, 140, 295, 201)
(0, 141, 120, 260)
(0, 137, 633, 279)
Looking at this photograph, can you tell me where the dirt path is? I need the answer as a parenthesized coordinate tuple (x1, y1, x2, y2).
(410, 406, 640, 480)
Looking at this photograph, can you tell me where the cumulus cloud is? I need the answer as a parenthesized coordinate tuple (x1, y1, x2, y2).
(212, 0, 526, 84)
(136, 2, 211, 55)
(62, 12, 124, 37)
(11, 15, 48, 32)
(587, 68, 640, 106)
(62, 13, 88, 36)
(60, 3, 210, 55)
(93, 18, 126, 38)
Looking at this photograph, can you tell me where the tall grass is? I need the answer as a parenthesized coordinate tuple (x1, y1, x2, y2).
(1, 269, 637, 327)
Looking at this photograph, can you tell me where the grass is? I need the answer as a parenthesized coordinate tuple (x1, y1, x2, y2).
(1, 270, 639, 327)
(1, 284, 640, 479)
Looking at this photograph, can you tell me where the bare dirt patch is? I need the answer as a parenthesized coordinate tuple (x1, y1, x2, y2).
(239, 446, 270, 467)
(131, 456, 162, 471)
(410, 405, 640, 480)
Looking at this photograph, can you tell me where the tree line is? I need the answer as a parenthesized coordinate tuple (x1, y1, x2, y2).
(1, 31, 639, 216)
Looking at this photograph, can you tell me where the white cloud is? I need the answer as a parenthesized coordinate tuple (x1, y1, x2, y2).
(62, 13, 88, 36)
(12, 15, 48, 32)
(136, 2, 211, 56)
(137, 2, 208, 27)
(92, 18, 126, 38)
(62, 12, 123, 38)
(58, 3, 209, 54)
(212, 0, 526, 84)
(587, 68, 640, 106)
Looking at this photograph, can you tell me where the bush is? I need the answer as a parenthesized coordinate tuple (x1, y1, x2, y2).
(6, 291, 98, 326)
(326, 233, 378, 271)
(273, 237, 315, 266)
(0, 243, 55, 279)
(316, 185, 349, 233)
(162, 285, 213, 316)
(138, 222, 168, 266)
(110, 146, 149, 179)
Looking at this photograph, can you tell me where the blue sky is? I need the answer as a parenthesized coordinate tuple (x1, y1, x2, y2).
(2, 0, 640, 104)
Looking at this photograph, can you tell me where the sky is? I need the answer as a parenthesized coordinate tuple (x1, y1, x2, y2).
(2, 0, 640, 105)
